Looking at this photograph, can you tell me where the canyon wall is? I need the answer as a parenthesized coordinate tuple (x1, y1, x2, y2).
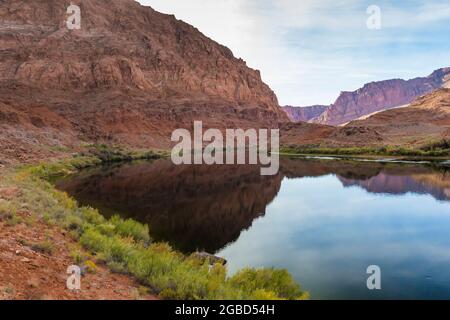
(0, 0, 287, 163)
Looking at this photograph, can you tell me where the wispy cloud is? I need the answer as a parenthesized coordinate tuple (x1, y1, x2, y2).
(139, 0, 450, 106)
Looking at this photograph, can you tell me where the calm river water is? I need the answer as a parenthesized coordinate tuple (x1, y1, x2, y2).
(56, 157, 450, 299)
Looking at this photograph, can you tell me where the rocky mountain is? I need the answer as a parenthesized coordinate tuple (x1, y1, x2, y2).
(281, 88, 450, 148)
(289, 68, 450, 126)
(282, 105, 328, 122)
(344, 88, 450, 146)
(0, 0, 287, 164)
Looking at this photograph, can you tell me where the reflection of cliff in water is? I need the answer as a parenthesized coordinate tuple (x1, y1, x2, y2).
(339, 170, 450, 201)
(280, 158, 383, 180)
(56, 160, 283, 253)
(281, 158, 450, 201)
(57, 158, 450, 253)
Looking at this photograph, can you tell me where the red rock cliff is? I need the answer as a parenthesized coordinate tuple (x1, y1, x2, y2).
(0, 0, 287, 162)
(311, 68, 450, 126)
(282, 105, 328, 122)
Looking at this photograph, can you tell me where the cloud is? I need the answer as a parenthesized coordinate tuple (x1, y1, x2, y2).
(138, 0, 450, 106)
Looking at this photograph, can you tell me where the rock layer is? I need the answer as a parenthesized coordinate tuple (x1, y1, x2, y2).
(288, 68, 450, 126)
(345, 88, 450, 146)
(281, 89, 450, 147)
(0, 0, 287, 164)
(282, 105, 328, 122)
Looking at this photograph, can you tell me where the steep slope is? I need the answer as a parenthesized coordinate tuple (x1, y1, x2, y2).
(280, 121, 336, 146)
(309, 68, 450, 126)
(0, 0, 287, 164)
(282, 105, 328, 122)
(346, 88, 450, 146)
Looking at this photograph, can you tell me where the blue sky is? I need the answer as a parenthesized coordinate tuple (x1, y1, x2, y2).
(139, 0, 450, 106)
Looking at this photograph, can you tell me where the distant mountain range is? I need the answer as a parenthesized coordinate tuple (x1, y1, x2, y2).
(283, 68, 450, 126)
(281, 88, 450, 147)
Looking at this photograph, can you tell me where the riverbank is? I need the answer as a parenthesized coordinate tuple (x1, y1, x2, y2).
(0, 150, 308, 300)
(280, 143, 450, 162)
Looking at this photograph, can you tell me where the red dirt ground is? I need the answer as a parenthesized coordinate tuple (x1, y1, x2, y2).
(0, 206, 157, 300)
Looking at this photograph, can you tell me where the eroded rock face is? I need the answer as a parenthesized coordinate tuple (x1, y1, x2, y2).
(308, 68, 450, 126)
(344, 88, 450, 145)
(0, 0, 287, 161)
(282, 105, 328, 122)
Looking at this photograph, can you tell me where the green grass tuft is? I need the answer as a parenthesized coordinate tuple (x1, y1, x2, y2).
(30, 239, 54, 255)
(281, 145, 450, 158)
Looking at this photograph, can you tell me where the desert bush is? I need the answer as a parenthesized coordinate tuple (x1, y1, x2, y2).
(281, 145, 450, 157)
(78, 227, 307, 300)
(84, 260, 98, 273)
(31, 239, 54, 255)
(70, 249, 88, 265)
(0, 202, 21, 226)
(228, 268, 308, 300)
(109, 215, 151, 244)
(421, 139, 450, 151)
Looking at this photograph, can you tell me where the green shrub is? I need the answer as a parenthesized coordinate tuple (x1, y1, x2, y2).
(78, 227, 307, 300)
(421, 139, 450, 151)
(0, 202, 21, 226)
(107, 261, 128, 274)
(24, 157, 101, 180)
(84, 260, 98, 273)
(228, 268, 307, 300)
(280, 145, 450, 157)
(79, 206, 105, 225)
(110, 215, 151, 244)
(70, 249, 88, 265)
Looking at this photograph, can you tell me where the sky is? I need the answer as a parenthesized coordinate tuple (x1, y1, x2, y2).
(138, 0, 450, 106)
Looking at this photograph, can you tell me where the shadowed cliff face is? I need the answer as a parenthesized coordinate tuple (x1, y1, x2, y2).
(56, 160, 283, 252)
(56, 158, 450, 253)
(282, 105, 328, 122)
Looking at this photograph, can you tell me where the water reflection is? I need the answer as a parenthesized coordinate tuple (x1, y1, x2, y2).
(56, 159, 450, 252)
(57, 161, 282, 252)
(56, 158, 450, 299)
(282, 158, 450, 201)
(339, 172, 450, 201)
